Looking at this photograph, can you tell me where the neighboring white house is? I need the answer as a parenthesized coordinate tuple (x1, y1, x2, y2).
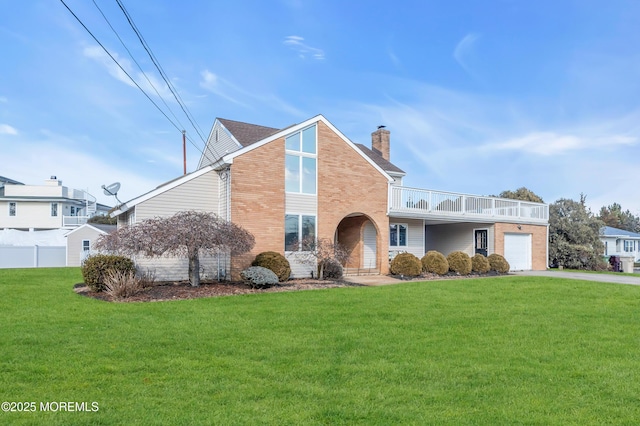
(601, 226, 640, 262)
(0, 176, 110, 232)
(65, 223, 116, 267)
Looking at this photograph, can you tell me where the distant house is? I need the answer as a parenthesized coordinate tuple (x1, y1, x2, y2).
(111, 114, 550, 280)
(0, 176, 110, 231)
(65, 223, 116, 266)
(601, 226, 640, 262)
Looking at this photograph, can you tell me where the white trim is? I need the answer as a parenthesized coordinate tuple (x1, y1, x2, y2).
(63, 223, 110, 237)
(472, 227, 489, 255)
(111, 166, 215, 216)
(221, 115, 393, 183)
(389, 222, 408, 248)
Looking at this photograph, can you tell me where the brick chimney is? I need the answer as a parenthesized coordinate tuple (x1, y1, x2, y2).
(371, 126, 390, 161)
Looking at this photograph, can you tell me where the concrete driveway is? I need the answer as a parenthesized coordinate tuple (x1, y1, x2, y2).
(513, 270, 640, 286)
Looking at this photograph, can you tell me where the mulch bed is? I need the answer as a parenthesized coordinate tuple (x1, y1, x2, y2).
(73, 279, 363, 303)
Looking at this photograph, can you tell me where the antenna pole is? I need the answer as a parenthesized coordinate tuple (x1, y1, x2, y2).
(182, 130, 187, 175)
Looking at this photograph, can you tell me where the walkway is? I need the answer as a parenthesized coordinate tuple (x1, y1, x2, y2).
(513, 270, 640, 286)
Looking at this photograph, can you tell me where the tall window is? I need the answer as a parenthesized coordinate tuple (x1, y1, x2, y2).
(70, 206, 76, 216)
(9, 202, 16, 217)
(82, 240, 90, 253)
(285, 214, 316, 251)
(285, 125, 317, 194)
(390, 223, 407, 247)
(51, 203, 58, 217)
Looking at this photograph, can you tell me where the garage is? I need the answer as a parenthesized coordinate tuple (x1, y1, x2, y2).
(504, 233, 532, 271)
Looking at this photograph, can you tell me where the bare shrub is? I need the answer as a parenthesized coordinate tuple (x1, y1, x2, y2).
(103, 269, 144, 299)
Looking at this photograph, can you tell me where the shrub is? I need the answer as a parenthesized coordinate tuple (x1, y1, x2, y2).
(471, 254, 491, 273)
(421, 251, 449, 275)
(241, 266, 279, 289)
(390, 252, 422, 277)
(318, 258, 343, 280)
(252, 251, 291, 282)
(82, 254, 136, 292)
(103, 269, 144, 299)
(488, 253, 510, 273)
(447, 251, 472, 275)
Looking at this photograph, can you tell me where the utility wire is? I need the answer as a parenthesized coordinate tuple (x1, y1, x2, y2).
(91, 0, 188, 137)
(60, 0, 216, 164)
(115, 0, 209, 144)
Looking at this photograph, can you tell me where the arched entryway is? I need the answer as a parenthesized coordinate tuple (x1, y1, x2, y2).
(335, 213, 379, 275)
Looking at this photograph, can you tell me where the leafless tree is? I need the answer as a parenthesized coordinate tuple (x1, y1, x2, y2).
(95, 211, 255, 286)
(295, 237, 350, 280)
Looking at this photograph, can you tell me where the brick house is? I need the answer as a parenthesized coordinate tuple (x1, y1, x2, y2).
(112, 114, 549, 280)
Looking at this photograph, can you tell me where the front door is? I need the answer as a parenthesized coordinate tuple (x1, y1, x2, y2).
(475, 230, 488, 256)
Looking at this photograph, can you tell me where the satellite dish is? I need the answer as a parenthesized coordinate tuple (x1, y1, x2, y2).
(102, 182, 122, 206)
(102, 182, 121, 196)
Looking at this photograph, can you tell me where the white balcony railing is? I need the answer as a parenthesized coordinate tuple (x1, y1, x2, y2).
(389, 186, 548, 223)
(63, 216, 89, 227)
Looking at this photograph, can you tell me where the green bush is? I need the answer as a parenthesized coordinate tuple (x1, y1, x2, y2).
(390, 252, 422, 277)
(82, 254, 136, 292)
(318, 258, 343, 280)
(447, 251, 472, 275)
(252, 251, 291, 282)
(421, 251, 449, 275)
(471, 254, 491, 273)
(488, 253, 510, 273)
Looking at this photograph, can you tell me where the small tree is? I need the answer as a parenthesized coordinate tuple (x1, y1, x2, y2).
(294, 237, 350, 280)
(95, 211, 255, 287)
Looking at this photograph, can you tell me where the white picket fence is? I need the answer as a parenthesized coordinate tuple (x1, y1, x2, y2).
(0, 245, 66, 268)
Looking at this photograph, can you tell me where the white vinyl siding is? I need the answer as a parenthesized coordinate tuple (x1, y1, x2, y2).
(285, 193, 317, 215)
(2, 201, 64, 230)
(198, 122, 240, 168)
(135, 170, 220, 221)
(134, 254, 222, 282)
(388, 218, 424, 258)
(425, 223, 495, 257)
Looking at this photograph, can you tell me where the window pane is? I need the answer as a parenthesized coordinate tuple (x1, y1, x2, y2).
(51, 203, 58, 217)
(285, 215, 299, 251)
(301, 157, 316, 194)
(9, 203, 16, 216)
(285, 154, 300, 192)
(399, 225, 407, 246)
(390, 224, 397, 246)
(301, 216, 316, 246)
(285, 132, 300, 151)
(302, 125, 316, 154)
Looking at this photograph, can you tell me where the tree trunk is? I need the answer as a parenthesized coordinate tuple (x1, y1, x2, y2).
(189, 254, 200, 287)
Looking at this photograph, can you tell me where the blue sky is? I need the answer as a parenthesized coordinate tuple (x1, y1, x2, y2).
(1, 0, 639, 214)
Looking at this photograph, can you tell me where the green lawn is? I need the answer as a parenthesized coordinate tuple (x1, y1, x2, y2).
(1, 268, 640, 425)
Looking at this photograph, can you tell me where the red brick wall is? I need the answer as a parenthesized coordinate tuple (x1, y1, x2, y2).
(230, 139, 286, 278)
(317, 121, 390, 274)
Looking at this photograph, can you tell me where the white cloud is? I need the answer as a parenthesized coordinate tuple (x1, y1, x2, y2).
(283, 35, 325, 60)
(0, 124, 18, 135)
(486, 131, 637, 155)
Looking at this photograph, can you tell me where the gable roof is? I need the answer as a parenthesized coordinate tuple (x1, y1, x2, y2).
(64, 223, 116, 237)
(355, 143, 405, 175)
(111, 166, 214, 216)
(602, 226, 640, 238)
(218, 114, 396, 182)
(218, 118, 281, 147)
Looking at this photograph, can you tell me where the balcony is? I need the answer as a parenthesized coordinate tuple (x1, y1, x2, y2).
(389, 186, 548, 224)
(62, 216, 89, 227)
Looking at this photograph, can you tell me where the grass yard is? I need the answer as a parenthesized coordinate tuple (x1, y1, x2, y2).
(1, 268, 640, 425)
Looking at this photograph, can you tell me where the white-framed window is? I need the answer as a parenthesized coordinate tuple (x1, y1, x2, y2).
(285, 214, 316, 251)
(624, 240, 635, 252)
(51, 203, 58, 217)
(8, 202, 16, 217)
(285, 124, 317, 195)
(390, 223, 407, 247)
(82, 239, 90, 253)
(70, 206, 76, 216)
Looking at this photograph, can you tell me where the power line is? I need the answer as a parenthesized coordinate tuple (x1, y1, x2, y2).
(59, 0, 217, 165)
(115, 0, 209, 144)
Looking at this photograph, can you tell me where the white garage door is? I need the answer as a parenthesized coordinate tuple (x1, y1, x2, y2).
(504, 233, 532, 271)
